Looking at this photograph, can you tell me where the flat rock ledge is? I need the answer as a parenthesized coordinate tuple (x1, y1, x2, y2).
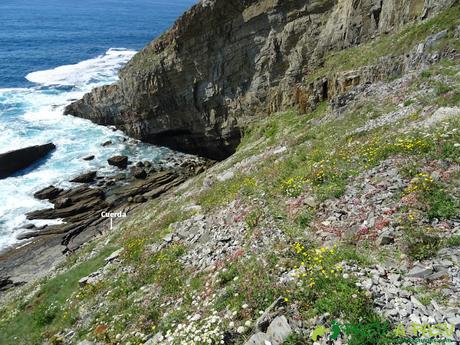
(0, 155, 212, 292)
(0, 143, 56, 179)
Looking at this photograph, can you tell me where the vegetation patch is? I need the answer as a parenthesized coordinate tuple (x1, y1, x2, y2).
(286, 243, 377, 324)
(0, 246, 114, 345)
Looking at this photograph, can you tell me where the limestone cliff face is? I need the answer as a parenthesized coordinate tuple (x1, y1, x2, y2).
(65, 0, 456, 160)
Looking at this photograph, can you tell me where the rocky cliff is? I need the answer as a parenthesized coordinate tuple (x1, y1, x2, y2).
(2, 1, 460, 343)
(65, 0, 456, 160)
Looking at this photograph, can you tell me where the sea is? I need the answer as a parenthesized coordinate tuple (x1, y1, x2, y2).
(0, 0, 197, 249)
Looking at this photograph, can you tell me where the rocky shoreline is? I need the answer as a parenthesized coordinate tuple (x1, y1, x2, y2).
(0, 150, 213, 292)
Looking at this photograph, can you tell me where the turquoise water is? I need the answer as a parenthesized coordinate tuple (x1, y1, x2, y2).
(0, 0, 196, 248)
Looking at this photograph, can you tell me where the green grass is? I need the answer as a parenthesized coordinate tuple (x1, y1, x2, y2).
(403, 226, 442, 261)
(213, 254, 284, 321)
(446, 236, 460, 247)
(74, 243, 197, 343)
(197, 173, 247, 210)
(424, 186, 458, 220)
(283, 333, 311, 345)
(0, 246, 114, 344)
(288, 244, 377, 326)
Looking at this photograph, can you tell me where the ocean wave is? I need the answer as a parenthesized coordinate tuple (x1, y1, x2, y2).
(0, 48, 170, 250)
(25, 48, 136, 88)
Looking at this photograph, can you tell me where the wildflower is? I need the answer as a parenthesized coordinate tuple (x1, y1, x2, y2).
(237, 326, 246, 334)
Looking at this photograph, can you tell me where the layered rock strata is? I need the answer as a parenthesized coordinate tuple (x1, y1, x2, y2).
(65, 0, 456, 160)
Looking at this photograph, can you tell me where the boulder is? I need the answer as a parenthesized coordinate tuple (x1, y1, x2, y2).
(108, 155, 128, 169)
(34, 185, 63, 200)
(82, 155, 95, 161)
(0, 277, 24, 292)
(26, 197, 103, 220)
(70, 171, 97, 183)
(132, 167, 147, 179)
(0, 143, 56, 179)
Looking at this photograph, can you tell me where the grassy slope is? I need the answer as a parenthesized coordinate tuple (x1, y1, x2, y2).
(0, 6, 460, 345)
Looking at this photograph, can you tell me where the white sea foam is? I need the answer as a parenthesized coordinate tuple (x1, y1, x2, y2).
(25, 48, 136, 87)
(0, 48, 170, 250)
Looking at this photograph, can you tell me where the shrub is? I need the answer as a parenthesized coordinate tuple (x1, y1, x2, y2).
(403, 227, 442, 261)
(424, 186, 458, 220)
(282, 176, 307, 198)
(446, 236, 460, 247)
(288, 244, 377, 324)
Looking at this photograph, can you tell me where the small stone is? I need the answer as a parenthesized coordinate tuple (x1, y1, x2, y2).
(132, 195, 147, 203)
(409, 314, 421, 324)
(367, 211, 375, 228)
(427, 270, 449, 281)
(105, 248, 123, 263)
(447, 317, 460, 328)
(273, 146, 287, 155)
(266, 316, 292, 344)
(304, 197, 317, 208)
(399, 308, 409, 317)
(377, 232, 395, 246)
(217, 171, 234, 182)
(361, 279, 373, 290)
(388, 273, 401, 283)
(191, 313, 201, 321)
(78, 276, 89, 287)
(244, 332, 271, 345)
(407, 264, 433, 279)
